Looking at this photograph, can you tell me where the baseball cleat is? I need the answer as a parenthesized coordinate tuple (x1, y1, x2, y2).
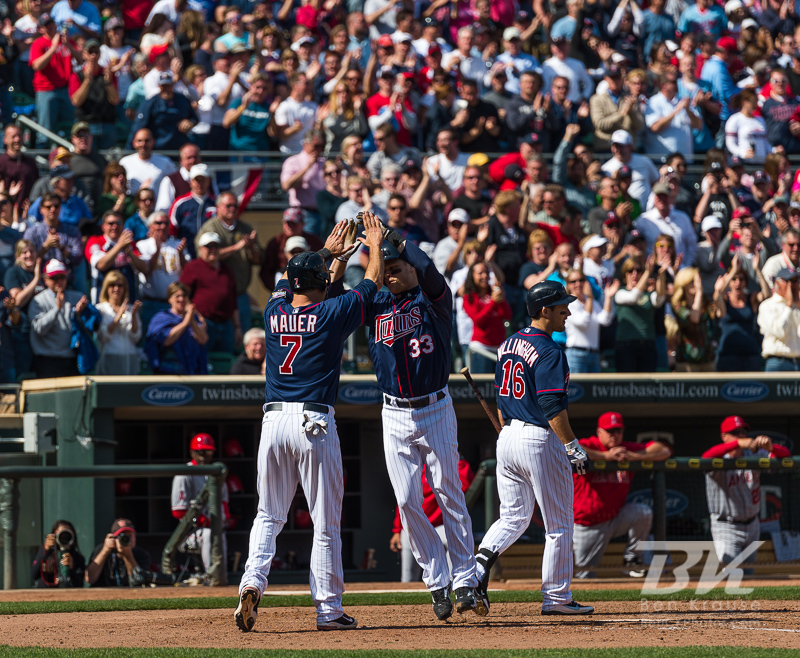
(317, 613, 358, 631)
(454, 586, 477, 614)
(431, 586, 454, 620)
(473, 580, 490, 616)
(235, 586, 260, 632)
(542, 600, 594, 615)
(623, 558, 647, 578)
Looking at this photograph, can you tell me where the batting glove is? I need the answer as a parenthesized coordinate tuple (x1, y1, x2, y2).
(565, 439, 588, 475)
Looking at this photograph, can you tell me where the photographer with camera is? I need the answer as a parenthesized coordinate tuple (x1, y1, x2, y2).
(31, 520, 86, 588)
(85, 518, 151, 587)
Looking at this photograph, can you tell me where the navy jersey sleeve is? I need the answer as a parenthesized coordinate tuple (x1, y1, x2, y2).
(332, 279, 378, 335)
(400, 240, 451, 312)
(533, 346, 570, 397)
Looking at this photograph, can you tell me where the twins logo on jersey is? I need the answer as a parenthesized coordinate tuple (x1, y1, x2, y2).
(375, 308, 422, 347)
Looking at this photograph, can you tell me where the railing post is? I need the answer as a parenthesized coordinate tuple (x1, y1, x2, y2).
(652, 471, 667, 542)
(207, 463, 227, 586)
(0, 478, 20, 589)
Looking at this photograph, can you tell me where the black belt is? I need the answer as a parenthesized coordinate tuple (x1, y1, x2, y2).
(265, 402, 329, 414)
(503, 420, 541, 427)
(384, 391, 445, 409)
(718, 515, 757, 525)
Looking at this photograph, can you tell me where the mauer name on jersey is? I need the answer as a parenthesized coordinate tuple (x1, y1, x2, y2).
(497, 337, 539, 367)
(269, 314, 318, 333)
(375, 308, 422, 346)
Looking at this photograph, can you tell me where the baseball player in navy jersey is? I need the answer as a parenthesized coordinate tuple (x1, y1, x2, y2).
(474, 280, 594, 616)
(702, 415, 790, 567)
(364, 235, 486, 621)
(235, 214, 385, 633)
(171, 433, 230, 575)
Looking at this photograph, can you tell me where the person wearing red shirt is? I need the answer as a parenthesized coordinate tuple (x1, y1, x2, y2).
(462, 261, 512, 373)
(488, 134, 544, 190)
(702, 415, 791, 568)
(573, 412, 672, 578)
(30, 13, 79, 147)
(365, 66, 417, 147)
(389, 459, 474, 582)
(179, 231, 240, 354)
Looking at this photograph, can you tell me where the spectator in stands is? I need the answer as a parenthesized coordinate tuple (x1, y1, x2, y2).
(614, 256, 667, 372)
(426, 128, 469, 196)
(230, 327, 266, 375)
(702, 416, 790, 568)
(274, 72, 317, 153)
(484, 190, 527, 315)
(602, 130, 659, 207)
(280, 129, 326, 236)
(635, 181, 697, 265)
(200, 48, 249, 152)
(441, 27, 487, 91)
(260, 208, 324, 292)
(5, 240, 45, 377)
(644, 71, 702, 162)
(223, 72, 276, 155)
(381, 194, 428, 247)
(695, 215, 726, 298)
(86, 519, 150, 587)
(129, 71, 198, 150)
(762, 228, 800, 288)
(180, 231, 240, 353)
(518, 229, 554, 289)
(432, 208, 468, 278)
(87, 209, 147, 304)
(0, 125, 38, 205)
(0, 283, 21, 382)
(462, 261, 511, 373)
(542, 36, 594, 104)
(69, 38, 119, 149)
(197, 192, 260, 333)
(28, 165, 93, 231)
(316, 160, 346, 238)
(716, 208, 776, 292)
(565, 271, 618, 374)
(590, 64, 644, 152)
(699, 38, 737, 125)
(29, 259, 90, 378)
(713, 256, 768, 372)
(69, 122, 106, 211)
(320, 76, 368, 155)
(506, 71, 543, 145)
(31, 519, 86, 588)
(725, 90, 769, 164)
(97, 163, 137, 228)
(156, 143, 200, 212)
(450, 165, 491, 224)
(366, 122, 420, 183)
(762, 68, 800, 155)
(30, 13, 78, 147)
(146, 280, 207, 374)
(670, 267, 718, 371)
(95, 270, 142, 375)
(169, 163, 215, 257)
(573, 411, 672, 578)
(120, 128, 177, 196)
(541, 77, 592, 152)
(450, 78, 501, 154)
(757, 267, 800, 371)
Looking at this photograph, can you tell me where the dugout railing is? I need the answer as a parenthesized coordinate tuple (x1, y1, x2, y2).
(0, 462, 227, 590)
(468, 457, 800, 578)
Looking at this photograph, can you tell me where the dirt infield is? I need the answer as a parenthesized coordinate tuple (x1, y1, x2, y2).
(3, 581, 800, 650)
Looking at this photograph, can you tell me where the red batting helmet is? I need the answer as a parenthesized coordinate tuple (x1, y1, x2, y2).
(190, 433, 216, 451)
(223, 438, 244, 458)
(226, 473, 244, 494)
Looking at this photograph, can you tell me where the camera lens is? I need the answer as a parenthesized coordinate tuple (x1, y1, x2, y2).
(56, 529, 74, 550)
(118, 533, 132, 547)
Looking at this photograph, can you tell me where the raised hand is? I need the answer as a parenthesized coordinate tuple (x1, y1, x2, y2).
(359, 211, 385, 250)
(74, 295, 88, 314)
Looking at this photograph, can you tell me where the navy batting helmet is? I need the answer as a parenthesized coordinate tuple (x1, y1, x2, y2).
(380, 242, 401, 260)
(526, 280, 576, 317)
(286, 252, 330, 291)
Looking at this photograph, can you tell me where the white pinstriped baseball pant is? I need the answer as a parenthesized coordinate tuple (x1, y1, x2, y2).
(382, 388, 478, 592)
(240, 404, 345, 625)
(478, 420, 574, 609)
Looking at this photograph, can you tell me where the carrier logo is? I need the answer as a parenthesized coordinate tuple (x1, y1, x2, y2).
(628, 488, 689, 517)
(567, 383, 584, 402)
(339, 383, 383, 405)
(720, 381, 769, 403)
(374, 308, 422, 346)
(141, 385, 194, 406)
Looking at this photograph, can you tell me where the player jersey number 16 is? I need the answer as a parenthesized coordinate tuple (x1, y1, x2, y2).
(498, 360, 525, 399)
(409, 334, 434, 358)
(279, 335, 303, 374)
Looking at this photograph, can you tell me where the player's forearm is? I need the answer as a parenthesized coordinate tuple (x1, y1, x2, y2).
(401, 239, 447, 299)
(363, 245, 385, 286)
(547, 409, 577, 446)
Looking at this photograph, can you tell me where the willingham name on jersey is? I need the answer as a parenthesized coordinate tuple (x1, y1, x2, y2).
(496, 336, 540, 367)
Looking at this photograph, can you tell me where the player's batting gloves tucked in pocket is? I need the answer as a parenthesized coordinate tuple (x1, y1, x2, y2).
(301, 414, 329, 436)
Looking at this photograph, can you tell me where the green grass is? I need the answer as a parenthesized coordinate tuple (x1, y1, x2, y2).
(0, 649, 796, 658)
(1, 586, 798, 615)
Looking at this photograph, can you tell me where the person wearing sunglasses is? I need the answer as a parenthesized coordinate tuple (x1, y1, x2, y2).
(564, 269, 618, 374)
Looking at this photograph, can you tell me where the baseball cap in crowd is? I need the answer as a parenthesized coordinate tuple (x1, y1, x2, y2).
(774, 195, 790, 206)
(605, 64, 622, 78)
(295, 36, 316, 49)
(49, 164, 74, 180)
(775, 266, 800, 282)
(724, 0, 743, 13)
(158, 71, 174, 86)
(111, 519, 136, 537)
(229, 42, 252, 54)
(427, 43, 442, 56)
(467, 153, 489, 167)
(149, 42, 169, 63)
(504, 163, 525, 183)
(652, 181, 670, 196)
(472, 23, 489, 35)
(105, 16, 123, 31)
(741, 18, 758, 30)
(401, 158, 421, 173)
(582, 234, 608, 254)
(503, 27, 521, 41)
(728, 155, 744, 167)
(38, 13, 54, 27)
(611, 130, 633, 146)
(84, 39, 101, 52)
(791, 202, 800, 213)
(377, 34, 394, 48)
(44, 260, 68, 277)
(379, 65, 395, 79)
(701, 215, 723, 233)
(198, 232, 221, 248)
(720, 415, 749, 434)
(520, 132, 541, 147)
(283, 207, 305, 223)
(611, 52, 629, 64)
(71, 121, 90, 136)
(551, 35, 569, 45)
(752, 170, 770, 184)
(615, 165, 632, 179)
(189, 163, 210, 179)
(716, 36, 738, 52)
(48, 146, 71, 165)
(604, 211, 620, 227)
(732, 206, 752, 220)
(625, 229, 645, 245)
(285, 235, 310, 253)
(598, 411, 625, 430)
(448, 208, 470, 225)
(392, 32, 413, 44)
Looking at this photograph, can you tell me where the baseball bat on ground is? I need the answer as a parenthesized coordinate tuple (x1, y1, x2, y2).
(460, 367, 502, 435)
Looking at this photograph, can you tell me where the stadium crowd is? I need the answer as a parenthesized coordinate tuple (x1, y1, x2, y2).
(1, 0, 800, 380)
